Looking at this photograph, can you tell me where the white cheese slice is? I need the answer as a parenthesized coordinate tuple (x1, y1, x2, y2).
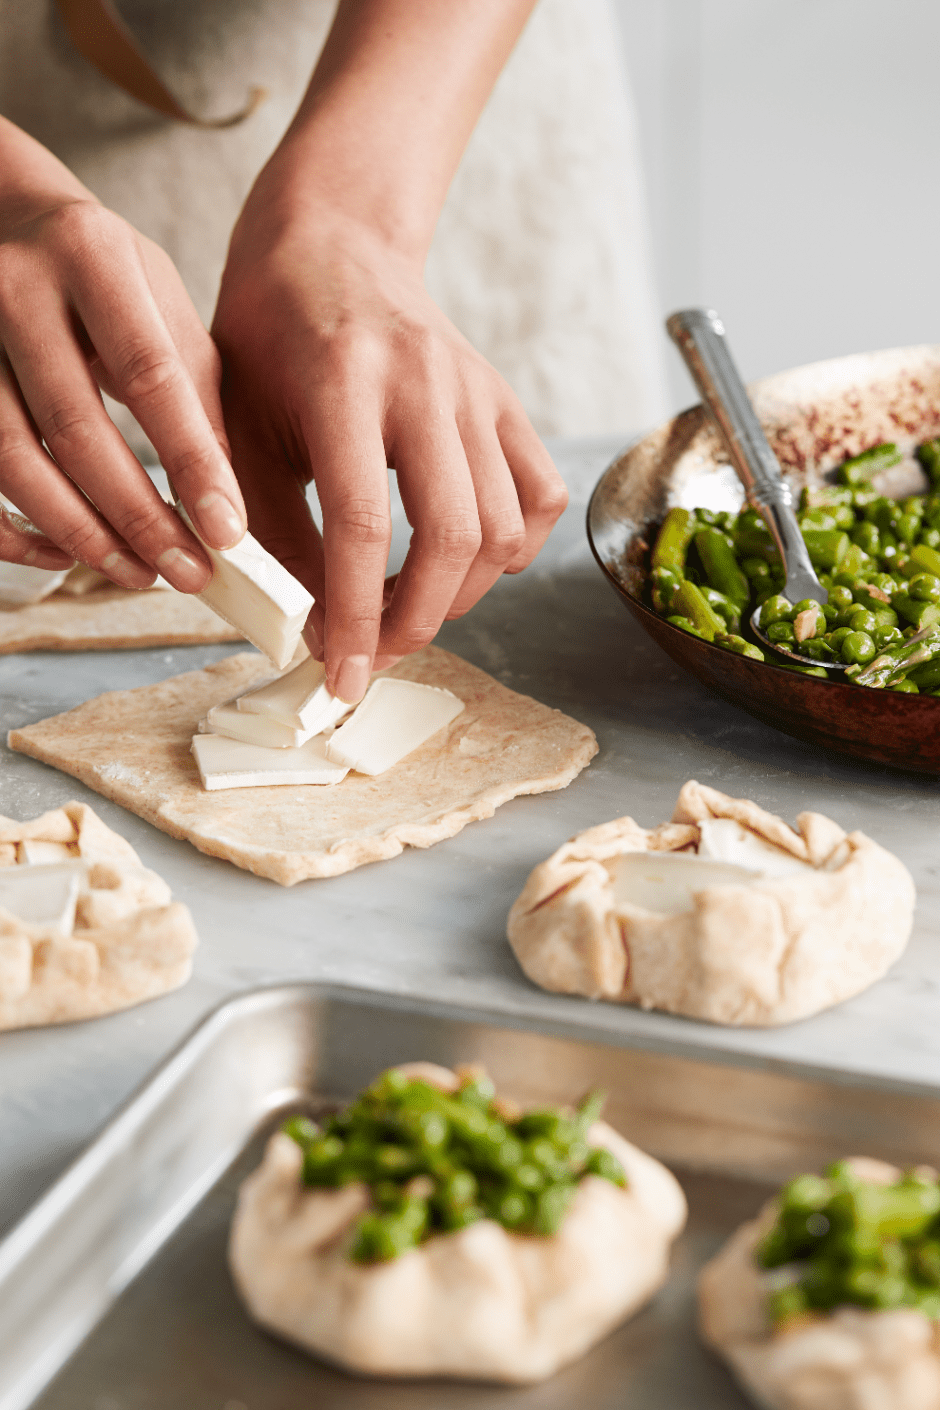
(236, 655, 351, 734)
(191, 732, 349, 791)
(0, 862, 83, 935)
(325, 677, 464, 776)
(175, 504, 314, 670)
(0, 561, 73, 606)
(201, 701, 310, 750)
(696, 817, 814, 880)
(610, 851, 761, 915)
(15, 839, 76, 865)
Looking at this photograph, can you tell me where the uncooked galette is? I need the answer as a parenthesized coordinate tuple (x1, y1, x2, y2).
(229, 1062, 687, 1383)
(506, 780, 914, 1026)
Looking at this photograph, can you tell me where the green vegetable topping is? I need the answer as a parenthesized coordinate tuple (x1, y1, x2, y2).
(642, 437, 940, 697)
(284, 1068, 627, 1263)
(758, 1164, 940, 1324)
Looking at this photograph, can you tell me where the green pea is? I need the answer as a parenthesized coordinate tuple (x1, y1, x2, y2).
(919, 527, 940, 550)
(873, 626, 904, 651)
(842, 631, 877, 665)
(759, 594, 796, 627)
(890, 679, 919, 693)
(767, 621, 796, 643)
(828, 585, 854, 612)
(897, 512, 921, 546)
(872, 608, 899, 629)
(848, 608, 877, 634)
(827, 627, 852, 651)
(741, 555, 771, 581)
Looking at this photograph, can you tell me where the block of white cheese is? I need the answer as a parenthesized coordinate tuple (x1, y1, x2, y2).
(0, 561, 73, 607)
(15, 839, 76, 865)
(201, 701, 311, 750)
(191, 732, 349, 791)
(0, 862, 83, 935)
(325, 678, 464, 776)
(610, 852, 760, 916)
(237, 655, 351, 734)
(696, 817, 814, 880)
(175, 504, 314, 670)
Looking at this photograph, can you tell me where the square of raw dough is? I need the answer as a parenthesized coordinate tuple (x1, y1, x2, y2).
(8, 647, 597, 885)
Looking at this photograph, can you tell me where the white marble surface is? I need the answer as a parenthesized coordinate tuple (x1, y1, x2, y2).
(1, 435, 938, 1236)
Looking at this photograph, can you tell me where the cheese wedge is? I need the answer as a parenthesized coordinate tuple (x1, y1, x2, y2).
(0, 861, 83, 935)
(610, 852, 760, 916)
(325, 677, 464, 776)
(236, 654, 350, 734)
(697, 816, 814, 880)
(15, 839, 76, 865)
(175, 504, 314, 670)
(201, 701, 310, 750)
(0, 561, 73, 607)
(191, 732, 349, 791)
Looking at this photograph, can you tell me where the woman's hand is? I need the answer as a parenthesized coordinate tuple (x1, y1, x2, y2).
(212, 0, 567, 704)
(213, 206, 567, 704)
(0, 119, 246, 591)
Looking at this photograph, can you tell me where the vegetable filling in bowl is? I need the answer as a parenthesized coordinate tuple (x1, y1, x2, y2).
(646, 439, 940, 692)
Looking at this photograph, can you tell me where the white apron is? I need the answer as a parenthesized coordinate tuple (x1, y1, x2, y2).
(0, 0, 667, 441)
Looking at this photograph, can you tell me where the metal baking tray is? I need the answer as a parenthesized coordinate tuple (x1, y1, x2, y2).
(4, 983, 940, 1410)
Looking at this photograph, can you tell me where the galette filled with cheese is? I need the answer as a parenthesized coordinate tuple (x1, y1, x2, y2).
(699, 1157, 940, 1410)
(0, 801, 197, 1030)
(506, 780, 914, 1026)
(229, 1062, 687, 1383)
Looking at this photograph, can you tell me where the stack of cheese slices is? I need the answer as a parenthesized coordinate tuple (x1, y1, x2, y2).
(180, 506, 464, 792)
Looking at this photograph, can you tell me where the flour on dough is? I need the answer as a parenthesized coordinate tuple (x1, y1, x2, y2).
(8, 647, 598, 886)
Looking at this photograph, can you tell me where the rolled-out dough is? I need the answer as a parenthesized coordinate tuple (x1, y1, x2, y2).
(8, 647, 597, 885)
(0, 584, 242, 653)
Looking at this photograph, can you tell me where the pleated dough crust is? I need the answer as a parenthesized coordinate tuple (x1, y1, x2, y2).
(0, 801, 197, 1031)
(506, 781, 914, 1026)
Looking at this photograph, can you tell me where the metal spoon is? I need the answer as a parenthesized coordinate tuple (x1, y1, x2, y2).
(666, 308, 851, 671)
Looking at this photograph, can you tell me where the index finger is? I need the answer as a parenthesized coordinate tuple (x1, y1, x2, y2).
(69, 238, 246, 551)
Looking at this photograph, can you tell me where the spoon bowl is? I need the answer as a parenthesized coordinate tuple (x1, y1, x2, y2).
(748, 604, 852, 672)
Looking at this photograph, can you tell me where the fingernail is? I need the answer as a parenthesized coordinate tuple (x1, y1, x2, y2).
(194, 491, 246, 549)
(157, 545, 211, 592)
(102, 550, 156, 590)
(332, 654, 371, 704)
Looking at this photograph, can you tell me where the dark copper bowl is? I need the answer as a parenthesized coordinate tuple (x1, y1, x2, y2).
(587, 345, 940, 774)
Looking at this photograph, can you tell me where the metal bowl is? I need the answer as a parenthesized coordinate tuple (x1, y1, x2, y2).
(587, 345, 940, 775)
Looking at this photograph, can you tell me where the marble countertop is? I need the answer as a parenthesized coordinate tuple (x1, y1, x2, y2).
(1, 436, 937, 1236)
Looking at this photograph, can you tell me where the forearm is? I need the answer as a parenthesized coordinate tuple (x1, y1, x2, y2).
(251, 0, 538, 261)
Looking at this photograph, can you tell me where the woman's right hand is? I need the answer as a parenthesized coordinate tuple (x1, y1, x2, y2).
(0, 118, 246, 590)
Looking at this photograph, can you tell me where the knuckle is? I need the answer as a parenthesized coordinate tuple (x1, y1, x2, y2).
(46, 200, 122, 262)
(331, 502, 391, 550)
(56, 518, 104, 562)
(41, 403, 99, 461)
(0, 424, 37, 476)
(480, 520, 527, 563)
(420, 519, 481, 563)
(112, 342, 182, 404)
(114, 501, 169, 547)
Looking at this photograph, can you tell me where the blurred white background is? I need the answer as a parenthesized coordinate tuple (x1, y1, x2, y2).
(614, 0, 940, 415)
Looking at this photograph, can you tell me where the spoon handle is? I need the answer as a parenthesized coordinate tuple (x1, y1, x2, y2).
(666, 308, 826, 606)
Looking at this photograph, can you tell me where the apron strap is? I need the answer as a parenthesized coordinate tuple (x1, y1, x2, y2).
(55, 0, 266, 128)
